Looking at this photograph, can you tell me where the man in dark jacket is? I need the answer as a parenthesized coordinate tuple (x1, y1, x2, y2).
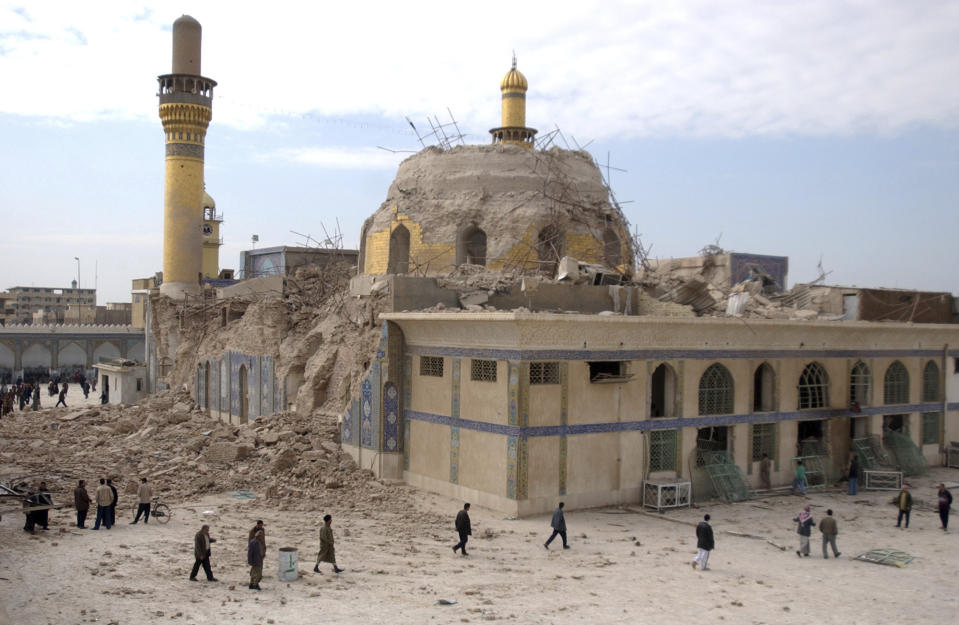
(248, 529, 265, 590)
(452, 503, 471, 556)
(794, 505, 815, 556)
(107, 479, 118, 528)
(544, 502, 569, 550)
(74, 480, 91, 528)
(190, 524, 217, 581)
(692, 514, 714, 570)
(937, 483, 953, 531)
(35, 481, 52, 530)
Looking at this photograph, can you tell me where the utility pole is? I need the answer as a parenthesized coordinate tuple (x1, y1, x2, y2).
(74, 256, 80, 325)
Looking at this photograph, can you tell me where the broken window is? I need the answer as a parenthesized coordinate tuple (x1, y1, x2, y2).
(388, 224, 410, 274)
(883, 361, 909, 405)
(753, 362, 775, 412)
(650, 363, 677, 418)
(798, 362, 828, 409)
(419, 355, 444, 378)
(587, 361, 632, 383)
(698, 363, 734, 415)
(849, 361, 871, 407)
(470, 359, 497, 382)
(536, 225, 564, 275)
(921, 412, 941, 445)
(530, 361, 560, 385)
(457, 225, 487, 267)
(603, 227, 621, 267)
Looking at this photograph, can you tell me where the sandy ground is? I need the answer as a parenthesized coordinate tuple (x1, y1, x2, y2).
(1, 389, 956, 625)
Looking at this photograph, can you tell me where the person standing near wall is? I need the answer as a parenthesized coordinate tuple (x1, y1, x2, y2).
(544, 502, 569, 550)
(107, 479, 118, 528)
(792, 460, 807, 496)
(895, 485, 912, 529)
(691, 514, 714, 571)
(452, 503, 472, 556)
(848, 454, 860, 496)
(132, 478, 152, 524)
(794, 505, 815, 557)
(819, 509, 840, 559)
(937, 484, 952, 531)
(74, 480, 90, 529)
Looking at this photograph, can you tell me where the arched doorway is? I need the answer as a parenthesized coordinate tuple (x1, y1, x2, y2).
(457, 225, 487, 266)
(388, 225, 410, 274)
(650, 363, 677, 418)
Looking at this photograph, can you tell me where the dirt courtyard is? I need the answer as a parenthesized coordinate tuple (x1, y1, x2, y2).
(1, 462, 956, 625)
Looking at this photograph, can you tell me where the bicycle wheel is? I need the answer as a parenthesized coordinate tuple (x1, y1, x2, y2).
(152, 503, 172, 524)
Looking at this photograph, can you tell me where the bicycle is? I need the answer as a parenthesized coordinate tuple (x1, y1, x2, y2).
(130, 496, 172, 524)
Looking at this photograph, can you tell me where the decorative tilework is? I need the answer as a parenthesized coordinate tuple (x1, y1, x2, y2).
(383, 382, 399, 451)
(361, 378, 373, 448)
(516, 437, 528, 500)
(559, 362, 568, 496)
(341, 404, 354, 445)
(371, 362, 382, 449)
(508, 361, 520, 427)
(403, 418, 411, 471)
(506, 436, 518, 499)
(406, 401, 950, 438)
(450, 358, 461, 484)
(518, 363, 529, 428)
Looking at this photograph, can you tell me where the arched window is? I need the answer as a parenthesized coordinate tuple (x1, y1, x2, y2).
(849, 361, 871, 407)
(388, 224, 410, 274)
(753, 362, 776, 412)
(798, 362, 828, 409)
(699, 363, 734, 415)
(921, 360, 940, 402)
(883, 361, 909, 405)
(457, 225, 487, 267)
(603, 227, 622, 267)
(537, 225, 564, 274)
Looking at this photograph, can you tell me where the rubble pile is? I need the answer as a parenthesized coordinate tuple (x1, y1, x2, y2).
(0, 389, 412, 514)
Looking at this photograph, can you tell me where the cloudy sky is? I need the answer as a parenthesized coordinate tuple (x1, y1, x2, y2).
(1, 1, 958, 304)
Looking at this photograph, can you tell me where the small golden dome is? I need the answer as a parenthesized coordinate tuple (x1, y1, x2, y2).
(202, 190, 215, 210)
(500, 56, 528, 91)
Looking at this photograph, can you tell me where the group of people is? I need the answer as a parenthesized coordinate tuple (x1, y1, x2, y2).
(0, 381, 42, 415)
(193, 514, 345, 591)
(21, 482, 53, 533)
(70, 477, 155, 530)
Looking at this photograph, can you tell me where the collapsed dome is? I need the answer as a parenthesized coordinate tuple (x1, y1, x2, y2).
(358, 144, 633, 277)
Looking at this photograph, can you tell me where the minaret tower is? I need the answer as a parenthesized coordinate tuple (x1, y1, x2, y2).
(158, 15, 216, 298)
(489, 54, 537, 148)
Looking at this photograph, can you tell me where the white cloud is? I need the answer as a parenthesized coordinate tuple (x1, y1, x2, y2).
(256, 146, 408, 170)
(1, 1, 958, 138)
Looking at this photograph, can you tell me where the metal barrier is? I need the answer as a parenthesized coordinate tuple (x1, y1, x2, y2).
(864, 470, 903, 491)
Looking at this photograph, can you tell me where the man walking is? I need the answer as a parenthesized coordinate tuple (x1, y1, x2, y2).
(107, 479, 118, 528)
(313, 514, 344, 574)
(56, 383, 68, 408)
(248, 529, 266, 590)
(691, 514, 714, 571)
(792, 460, 807, 495)
(132, 478, 152, 524)
(895, 485, 912, 529)
(848, 454, 860, 496)
(74, 480, 91, 529)
(452, 503, 472, 556)
(937, 483, 953, 531)
(544, 502, 569, 550)
(794, 505, 815, 557)
(190, 524, 217, 581)
(819, 509, 840, 558)
(93, 478, 113, 530)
